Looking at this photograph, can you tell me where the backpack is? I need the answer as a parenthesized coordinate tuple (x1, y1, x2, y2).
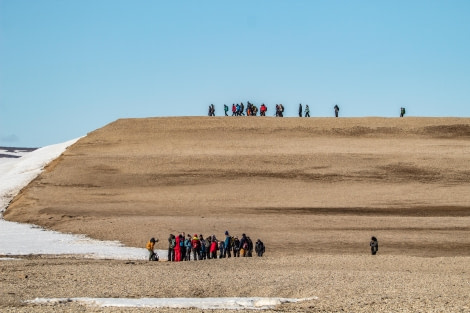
(243, 241, 248, 250)
(170, 238, 176, 249)
(150, 252, 159, 261)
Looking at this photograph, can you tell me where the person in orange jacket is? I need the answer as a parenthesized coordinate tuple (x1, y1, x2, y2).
(146, 237, 158, 261)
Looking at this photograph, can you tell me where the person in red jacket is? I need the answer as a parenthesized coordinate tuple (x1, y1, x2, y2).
(174, 234, 182, 262)
(210, 235, 218, 259)
(260, 103, 267, 116)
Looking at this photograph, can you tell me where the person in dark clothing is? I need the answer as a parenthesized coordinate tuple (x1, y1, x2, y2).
(184, 234, 192, 261)
(208, 104, 215, 116)
(276, 104, 284, 117)
(246, 236, 253, 257)
(255, 239, 265, 257)
(305, 104, 310, 117)
(199, 234, 206, 260)
(370, 236, 378, 255)
(168, 234, 176, 262)
(400, 107, 406, 117)
(334, 104, 340, 117)
(233, 236, 240, 257)
(218, 240, 224, 258)
(224, 231, 232, 258)
(239, 233, 248, 257)
(224, 104, 229, 116)
(299, 103, 302, 117)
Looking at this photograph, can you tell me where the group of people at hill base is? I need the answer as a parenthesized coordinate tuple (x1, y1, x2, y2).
(148, 234, 378, 260)
(146, 231, 265, 262)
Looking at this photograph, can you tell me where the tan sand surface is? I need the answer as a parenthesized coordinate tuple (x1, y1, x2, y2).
(2, 117, 470, 312)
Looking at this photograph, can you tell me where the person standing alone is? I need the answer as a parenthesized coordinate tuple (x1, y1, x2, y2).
(370, 236, 378, 255)
(334, 104, 340, 117)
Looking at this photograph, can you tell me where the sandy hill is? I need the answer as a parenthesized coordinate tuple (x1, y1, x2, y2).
(5, 117, 470, 257)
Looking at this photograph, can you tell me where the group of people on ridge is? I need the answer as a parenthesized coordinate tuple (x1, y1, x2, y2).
(223, 102, 268, 116)
(211, 102, 338, 117)
(210, 103, 408, 118)
(147, 231, 265, 262)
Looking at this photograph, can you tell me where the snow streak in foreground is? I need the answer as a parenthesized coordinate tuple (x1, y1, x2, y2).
(28, 297, 317, 310)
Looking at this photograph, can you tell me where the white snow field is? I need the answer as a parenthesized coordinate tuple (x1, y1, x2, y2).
(0, 140, 314, 310)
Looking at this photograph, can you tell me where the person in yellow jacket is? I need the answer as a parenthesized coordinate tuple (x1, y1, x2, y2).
(146, 237, 159, 261)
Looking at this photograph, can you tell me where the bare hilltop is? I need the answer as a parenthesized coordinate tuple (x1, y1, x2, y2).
(2, 117, 470, 312)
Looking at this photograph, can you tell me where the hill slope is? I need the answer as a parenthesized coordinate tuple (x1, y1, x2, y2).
(5, 117, 470, 256)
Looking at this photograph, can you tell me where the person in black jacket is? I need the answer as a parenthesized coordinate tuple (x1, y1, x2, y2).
(168, 234, 175, 261)
(246, 236, 253, 257)
(255, 239, 265, 257)
(370, 236, 378, 255)
(233, 236, 240, 257)
(334, 104, 340, 117)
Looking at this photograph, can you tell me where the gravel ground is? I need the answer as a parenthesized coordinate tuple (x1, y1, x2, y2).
(1, 254, 469, 312)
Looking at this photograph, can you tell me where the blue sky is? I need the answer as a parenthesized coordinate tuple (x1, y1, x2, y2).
(1, 1, 469, 147)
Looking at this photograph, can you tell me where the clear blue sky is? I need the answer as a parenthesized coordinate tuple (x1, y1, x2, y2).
(1, 1, 469, 147)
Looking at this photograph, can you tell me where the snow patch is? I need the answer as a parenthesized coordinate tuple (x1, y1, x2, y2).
(27, 297, 317, 310)
(0, 138, 80, 216)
